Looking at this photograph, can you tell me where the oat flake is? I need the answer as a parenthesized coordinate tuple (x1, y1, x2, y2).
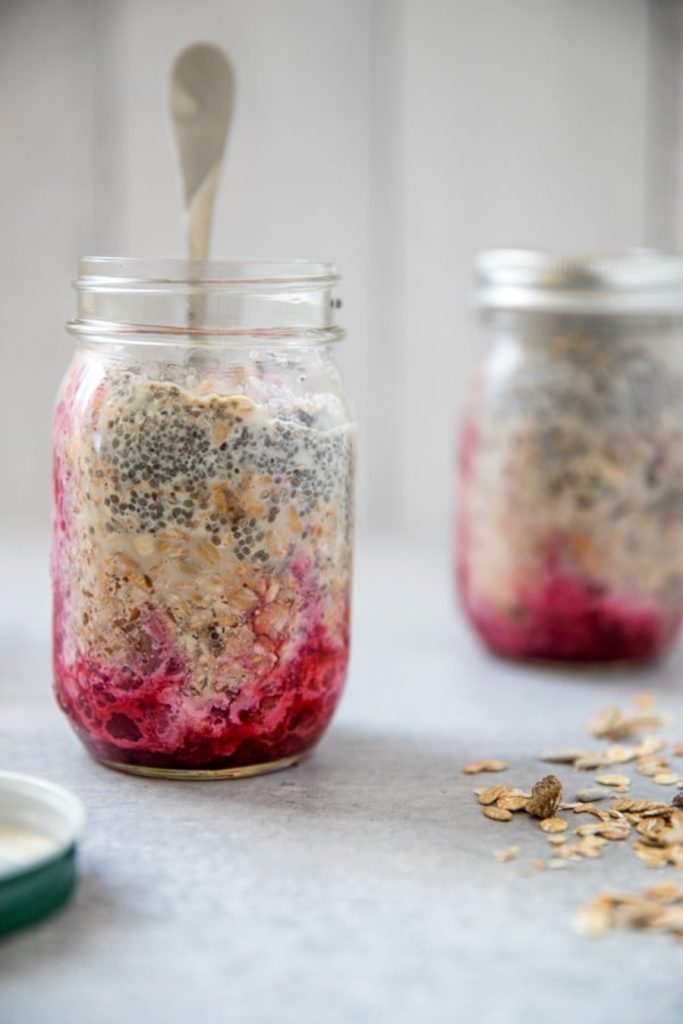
(494, 846, 519, 862)
(540, 817, 568, 833)
(595, 773, 630, 788)
(463, 760, 508, 775)
(483, 806, 513, 822)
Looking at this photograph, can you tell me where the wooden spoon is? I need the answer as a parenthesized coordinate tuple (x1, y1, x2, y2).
(170, 41, 235, 330)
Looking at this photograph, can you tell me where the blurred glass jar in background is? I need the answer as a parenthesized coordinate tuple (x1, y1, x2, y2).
(457, 250, 683, 663)
(53, 259, 355, 777)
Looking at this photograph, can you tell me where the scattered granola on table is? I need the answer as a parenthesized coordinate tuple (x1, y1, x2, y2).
(587, 704, 670, 741)
(575, 883, 683, 940)
(470, 697, 683, 941)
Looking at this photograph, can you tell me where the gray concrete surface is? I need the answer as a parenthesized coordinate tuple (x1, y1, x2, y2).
(2, 537, 683, 1023)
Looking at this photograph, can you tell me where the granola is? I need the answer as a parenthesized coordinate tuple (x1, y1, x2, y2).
(475, 697, 683, 941)
(575, 884, 683, 939)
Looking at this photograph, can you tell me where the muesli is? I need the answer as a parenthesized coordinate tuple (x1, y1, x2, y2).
(52, 356, 354, 773)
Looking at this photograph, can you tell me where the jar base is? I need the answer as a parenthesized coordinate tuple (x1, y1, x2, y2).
(96, 752, 305, 781)
(512, 654, 657, 671)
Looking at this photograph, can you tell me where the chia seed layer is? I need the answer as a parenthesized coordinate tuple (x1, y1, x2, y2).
(52, 355, 354, 771)
(457, 323, 683, 662)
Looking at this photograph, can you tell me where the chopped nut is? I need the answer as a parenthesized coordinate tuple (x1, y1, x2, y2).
(526, 775, 563, 819)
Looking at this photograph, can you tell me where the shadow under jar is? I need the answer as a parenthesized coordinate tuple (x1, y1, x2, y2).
(457, 249, 683, 664)
(52, 259, 355, 778)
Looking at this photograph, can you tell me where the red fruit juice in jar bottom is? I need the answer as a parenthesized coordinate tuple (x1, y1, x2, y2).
(458, 559, 679, 663)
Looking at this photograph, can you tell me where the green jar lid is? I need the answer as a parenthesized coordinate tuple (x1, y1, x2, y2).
(0, 771, 85, 936)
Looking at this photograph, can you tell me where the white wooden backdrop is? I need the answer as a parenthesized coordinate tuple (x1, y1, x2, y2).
(1, 0, 682, 542)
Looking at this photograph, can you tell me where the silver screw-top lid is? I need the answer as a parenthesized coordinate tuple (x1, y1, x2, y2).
(475, 248, 683, 314)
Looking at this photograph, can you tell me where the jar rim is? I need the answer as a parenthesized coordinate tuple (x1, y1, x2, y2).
(74, 256, 339, 289)
(68, 256, 344, 343)
(475, 248, 683, 314)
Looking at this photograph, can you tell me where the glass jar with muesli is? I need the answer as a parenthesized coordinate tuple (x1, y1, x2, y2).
(53, 259, 354, 778)
(457, 249, 683, 663)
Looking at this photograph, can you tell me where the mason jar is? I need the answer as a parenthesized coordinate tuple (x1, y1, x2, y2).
(53, 259, 355, 778)
(457, 249, 683, 663)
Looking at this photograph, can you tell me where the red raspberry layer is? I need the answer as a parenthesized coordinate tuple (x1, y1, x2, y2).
(54, 602, 349, 771)
(458, 559, 679, 662)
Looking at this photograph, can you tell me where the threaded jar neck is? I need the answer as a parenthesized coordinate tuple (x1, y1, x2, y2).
(68, 257, 344, 345)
